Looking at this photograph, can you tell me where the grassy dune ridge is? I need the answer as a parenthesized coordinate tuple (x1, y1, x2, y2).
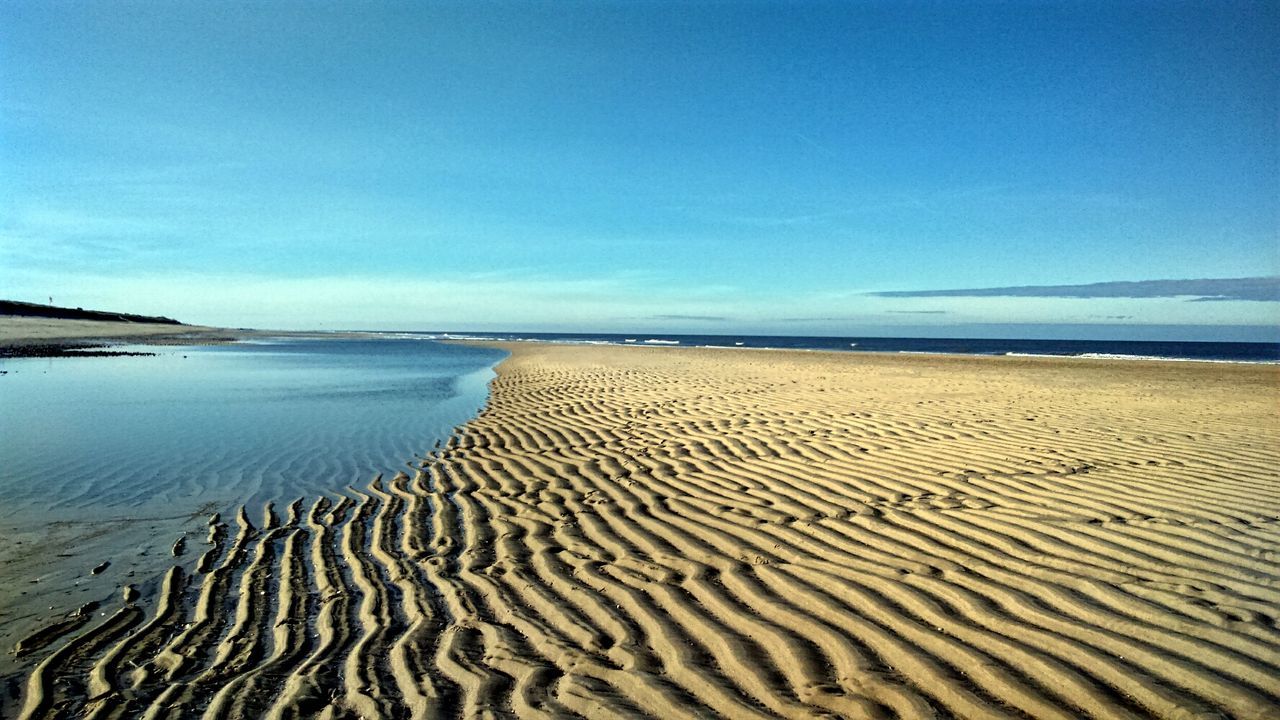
(0, 301, 182, 326)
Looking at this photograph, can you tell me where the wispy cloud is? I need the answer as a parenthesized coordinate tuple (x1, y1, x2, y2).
(0, 269, 752, 331)
(870, 277, 1280, 302)
(699, 198, 928, 228)
(887, 310, 948, 315)
(6, 208, 176, 238)
(688, 184, 1145, 229)
(645, 314, 728, 322)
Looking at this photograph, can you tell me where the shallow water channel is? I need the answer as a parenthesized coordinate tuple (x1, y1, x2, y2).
(0, 337, 505, 680)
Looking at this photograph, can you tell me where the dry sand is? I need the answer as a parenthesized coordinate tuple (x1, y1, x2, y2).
(0, 316, 228, 347)
(6, 343, 1280, 719)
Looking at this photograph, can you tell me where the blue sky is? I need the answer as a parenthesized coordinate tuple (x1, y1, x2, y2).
(2, 1, 1277, 339)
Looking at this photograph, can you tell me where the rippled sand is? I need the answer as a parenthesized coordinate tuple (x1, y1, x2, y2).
(8, 344, 1280, 719)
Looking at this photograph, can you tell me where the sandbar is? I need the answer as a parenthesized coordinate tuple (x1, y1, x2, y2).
(6, 343, 1279, 719)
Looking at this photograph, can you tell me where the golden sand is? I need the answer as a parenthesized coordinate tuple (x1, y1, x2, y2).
(9, 343, 1280, 719)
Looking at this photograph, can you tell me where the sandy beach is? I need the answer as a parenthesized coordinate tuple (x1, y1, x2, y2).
(7, 342, 1280, 719)
(0, 316, 231, 350)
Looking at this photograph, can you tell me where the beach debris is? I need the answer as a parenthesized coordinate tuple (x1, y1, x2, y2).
(172, 536, 186, 557)
(12, 602, 99, 657)
(122, 585, 139, 603)
(91, 561, 110, 575)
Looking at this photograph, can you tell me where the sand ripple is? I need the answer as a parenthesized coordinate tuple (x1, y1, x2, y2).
(10, 345, 1280, 719)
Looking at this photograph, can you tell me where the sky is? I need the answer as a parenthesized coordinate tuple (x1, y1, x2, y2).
(1, 0, 1277, 340)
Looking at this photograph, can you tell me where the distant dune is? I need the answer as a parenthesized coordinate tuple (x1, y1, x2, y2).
(0, 300, 237, 351)
(0, 300, 183, 326)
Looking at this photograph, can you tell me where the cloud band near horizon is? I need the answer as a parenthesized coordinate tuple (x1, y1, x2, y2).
(870, 277, 1280, 302)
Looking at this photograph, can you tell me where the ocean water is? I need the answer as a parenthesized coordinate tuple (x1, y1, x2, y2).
(0, 337, 507, 521)
(419, 332, 1280, 363)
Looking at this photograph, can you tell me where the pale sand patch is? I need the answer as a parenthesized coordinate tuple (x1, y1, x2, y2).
(0, 316, 227, 346)
(7, 343, 1280, 719)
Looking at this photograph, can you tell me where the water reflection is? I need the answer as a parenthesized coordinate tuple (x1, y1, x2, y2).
(0, 338, 506, 520)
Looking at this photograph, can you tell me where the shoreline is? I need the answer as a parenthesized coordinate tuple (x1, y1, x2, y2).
(5, 313, 1274, 365)
(528, 338, 1280, 364)
(0, 316, 244, 357)
(0, 318, 396, 357)
(6, 341, 1280, 718)
(439, 331, 1280, 365)
(0, 337, 504, 687)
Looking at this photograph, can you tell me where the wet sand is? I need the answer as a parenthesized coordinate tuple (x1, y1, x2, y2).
(6, 343, 1280, 719)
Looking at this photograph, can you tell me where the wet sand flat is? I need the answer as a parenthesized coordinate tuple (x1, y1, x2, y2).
(8, 343, 1280, 719)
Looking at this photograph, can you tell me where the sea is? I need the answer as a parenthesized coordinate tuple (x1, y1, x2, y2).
(404, 331, 1280, 364)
